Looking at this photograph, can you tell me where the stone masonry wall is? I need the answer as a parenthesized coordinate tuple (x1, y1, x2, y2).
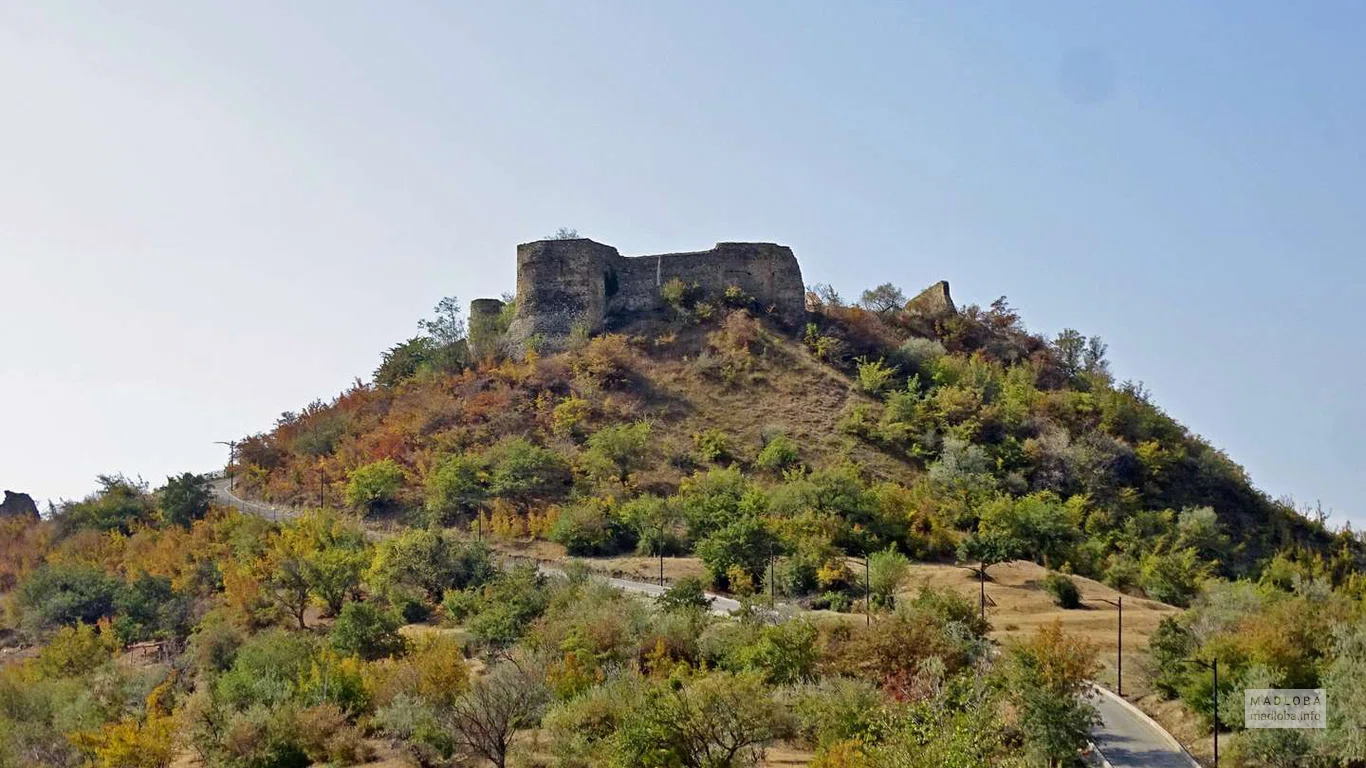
(502, 238, 806, 352)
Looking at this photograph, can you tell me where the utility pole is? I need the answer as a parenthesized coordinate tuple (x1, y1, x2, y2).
(979, 562, 986, 623)
(658, 520, 666, 587)
(319, 466, 326, 509)
(769, 547, 776, 607)
(1098, 596, 1123, 696)
(863, 556, 871, 627)
(213, 440, 237, 491)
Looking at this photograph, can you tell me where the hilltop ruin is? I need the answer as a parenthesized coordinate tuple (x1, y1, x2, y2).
(469, 237, 957, 356)
(473, 238, 807, 353)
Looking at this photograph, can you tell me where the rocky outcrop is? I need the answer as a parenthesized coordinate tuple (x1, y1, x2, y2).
(0, 491, 39, 521)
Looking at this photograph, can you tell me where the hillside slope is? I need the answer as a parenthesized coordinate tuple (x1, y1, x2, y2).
(234, 288, 1359, 600)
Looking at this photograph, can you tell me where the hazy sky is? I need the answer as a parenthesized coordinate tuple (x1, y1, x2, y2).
(2, 2, 1362, 524)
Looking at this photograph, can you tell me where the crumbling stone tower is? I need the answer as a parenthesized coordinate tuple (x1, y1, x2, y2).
(496, 238, 807, 352)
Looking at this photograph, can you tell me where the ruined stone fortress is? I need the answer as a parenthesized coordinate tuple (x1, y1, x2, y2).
(468, 236, 955, 355)
(471, 238, 809, 353)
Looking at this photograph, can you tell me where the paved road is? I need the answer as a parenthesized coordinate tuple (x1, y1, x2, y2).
(1091, 686, 1199, 767)
(210, 479, 300, 522)
(211, 478, 1191, 764)
(211, 479, 742, 613)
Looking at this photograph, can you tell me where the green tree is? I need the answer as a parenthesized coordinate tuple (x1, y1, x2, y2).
(369, 529, 496, 603)
(54, 474, 156, 537)
(1007, 621, 1100, 768)
(1052, 328, 1109, 383)
(859, 283, 906, 316)
(615, 672, 785, 768)
(620, 495, 683, 556)
(678, 467, 761, 540)
(160, 472, 211, 527)
(35, 622, 113, 678)
(486, 438, 571, 506)
(696, 517, 778, 593)
(581, 422, 653, 484)
(345, 459, 405, 515)
(1175, 506, 1230, 564)
(1322, 617, 1366, 761)
(1140, 548, 1209, 607)
(957, 529, 1023, 576)
(727, 619, 821, 685)
(293, 509, 370, 616)
(975, 492, 1076, 568)
(375, 336, 438, 387)
(425, 453, 488, 525)
(17, 563, 119, 630)
(330, 601, 407, 660)
(265, 528, 315, 630)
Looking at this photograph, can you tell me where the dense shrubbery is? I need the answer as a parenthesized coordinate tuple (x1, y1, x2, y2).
(8, 279, 1362, 766)
(1145, 572, 1366, 764)
(1, 470, 1109, 768)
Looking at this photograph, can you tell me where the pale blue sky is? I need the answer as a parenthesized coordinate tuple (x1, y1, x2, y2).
(2, 2, 1361, 524)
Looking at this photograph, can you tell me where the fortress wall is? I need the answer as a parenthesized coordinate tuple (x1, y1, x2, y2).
(504, 239, 618, 349)
(604, 253, 664, 313)
(468, 298, 506, 360)
(604, 243, 806, 323)
(500, 238, 806, 354)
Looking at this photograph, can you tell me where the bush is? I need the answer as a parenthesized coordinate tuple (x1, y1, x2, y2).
(774, 554, 821, 597)
(721, 619, 820, 684)
(756, 434, 800, 472)
(330, 601, 408, 660)
(1042, 572, 1081, 609)
(551, 395, 592, 439)
(890, 337, 946, 375)
(656, 577, 714, 614)
(856, 358, 897, 395)
(868, 548, 910, 608)
(615, 672, 785, 768)
(550, 500, 635, 556)
(660, 277, 692, 309)
(35, 623, 113, 678)
(572, 334, 636, 387)
(791, 677, 885, 749)
(458, 564, 550, 649)
(693, 428, 731, 464)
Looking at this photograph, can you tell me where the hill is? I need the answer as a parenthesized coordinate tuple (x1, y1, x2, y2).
(232, 262, 1360, 602)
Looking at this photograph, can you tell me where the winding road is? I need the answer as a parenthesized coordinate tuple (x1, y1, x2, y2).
(211, 480, 1196, 766)
(1091, 686, 1200, 767)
